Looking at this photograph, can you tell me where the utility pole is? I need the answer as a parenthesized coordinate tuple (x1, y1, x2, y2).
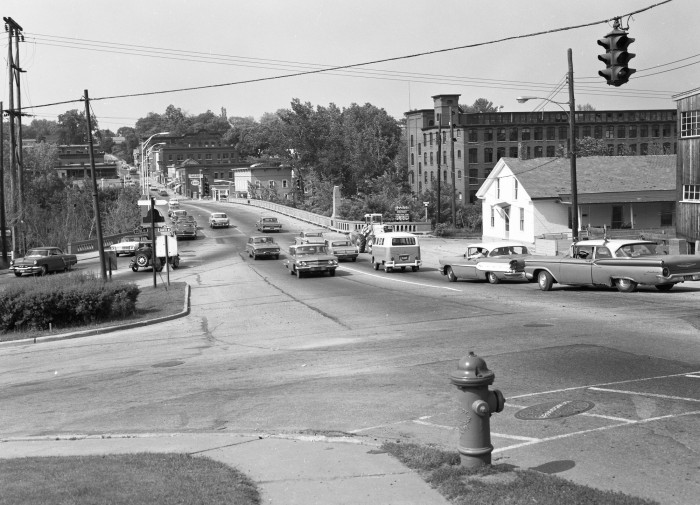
(450, 108, 456, 225)
(568, 48, 579, 241)
(4, 17, 24, 257)
(84, 90, 107, 280)
(436, 114, 442, 227)
(0, 100, 6, 265)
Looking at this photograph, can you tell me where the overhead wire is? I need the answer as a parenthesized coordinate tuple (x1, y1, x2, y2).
(16, 0, 675, 112)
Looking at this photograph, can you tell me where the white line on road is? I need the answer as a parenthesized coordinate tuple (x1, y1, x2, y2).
(587, 387, 700, 403)
(340, 266, 462, 292)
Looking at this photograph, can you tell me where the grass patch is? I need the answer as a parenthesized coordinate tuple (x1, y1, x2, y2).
(381, 442, 659, 505)
(0, 453, 260, 505)
(0, 279, 187, 343)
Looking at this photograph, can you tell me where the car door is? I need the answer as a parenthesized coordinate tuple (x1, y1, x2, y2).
(557, 245, 594, 285)
(452, 247, 482, 279)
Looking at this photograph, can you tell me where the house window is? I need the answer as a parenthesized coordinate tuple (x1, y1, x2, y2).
(605, 126, 614, 139)
(514, 179, 518, 199)
(484, 148, 493, 163)
(681, 111, 700, 137)
(509, 127, 518, 141)
(520, 208, 525, 231)
(496, 179, 500, 199)
(411, 153, 415, 165)
(176, 154, 184, 161)
(485, 128, 493, 141)
(490, 207, 495, 227)
(255, 180, 261, 188)
(430, 172, 435, 181)
(214, 172, 219, 179)
(521, 128, 530, 140)
(546, 145, 556, 156)
(283, 180, 288, 188)
(423, 133, 427, 145)
(468, 149, 478, 164)
(206, 154, 212, 160)
(468, 129, 478, 142)
(424, 153, 427, 164)
(430, 133, 433, 145)
(469, 169, 478, 184)
(683, 184, 700, 201)
(534, 146, 543, 158)
(409, 172, 414, 184)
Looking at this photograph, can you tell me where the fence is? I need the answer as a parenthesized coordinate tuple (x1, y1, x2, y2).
(226, 198, 433, 235)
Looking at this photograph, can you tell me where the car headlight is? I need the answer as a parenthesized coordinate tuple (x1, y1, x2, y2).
(33, 260, 38, 265)
(298, 261, 307, 267)
(329, 260, 337, 265)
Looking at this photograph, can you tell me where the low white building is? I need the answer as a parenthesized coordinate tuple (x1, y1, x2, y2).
(476, 155, 677, 246)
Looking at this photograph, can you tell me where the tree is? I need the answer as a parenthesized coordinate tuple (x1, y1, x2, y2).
(460, 98, 499, 113)
(57, 109, 97, 145)
(577, 103, 596, 111)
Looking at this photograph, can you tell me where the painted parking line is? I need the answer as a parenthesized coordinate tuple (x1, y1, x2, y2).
(587, 387, 700, 403)
(340, 266, 462, 292)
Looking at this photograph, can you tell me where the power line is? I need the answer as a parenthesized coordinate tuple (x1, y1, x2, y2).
(18, 0, 675, 112)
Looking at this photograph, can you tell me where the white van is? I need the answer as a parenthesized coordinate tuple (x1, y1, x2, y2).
(370, 232, 421, 272)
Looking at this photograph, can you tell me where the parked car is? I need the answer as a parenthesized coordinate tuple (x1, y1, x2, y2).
(110, 235, 149, 257)
(209, 212, 230, 228)
(438, 241, 529, 284)
(246, 236, 281, 260)
(9, 247, 78, 277)
(324, 236, 359, 262)
(159, 190, 168, 197)
(283, 244, 338, 278)
(179, 215, 197, 227)
(523, 239, 700, 292)
(370, 232, 421, 273)
(174, 221, 197, 240)
(256, 216, 282, 232)
(295, 230, 326, 245)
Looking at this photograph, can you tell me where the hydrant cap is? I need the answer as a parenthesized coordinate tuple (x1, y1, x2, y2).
(449, 351, 495, 386)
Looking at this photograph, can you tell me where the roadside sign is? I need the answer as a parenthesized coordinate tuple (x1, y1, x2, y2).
(191, 180, 200, 186)
(138, 199, 168, 206)
(188, 174, 203, 179)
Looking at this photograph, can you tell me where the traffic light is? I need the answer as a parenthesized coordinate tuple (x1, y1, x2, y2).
(598, 22, 635, 87)
(202, 176, 210, 196)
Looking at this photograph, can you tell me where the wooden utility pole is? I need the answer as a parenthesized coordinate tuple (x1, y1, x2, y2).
(0, 100, 6, 264)
(84, 90, 107, 279)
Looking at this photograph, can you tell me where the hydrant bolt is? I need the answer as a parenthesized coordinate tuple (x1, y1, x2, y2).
(473, 400, 490, 416)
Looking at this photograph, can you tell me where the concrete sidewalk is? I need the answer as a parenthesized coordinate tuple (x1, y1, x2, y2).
(0, 433, 450, 505)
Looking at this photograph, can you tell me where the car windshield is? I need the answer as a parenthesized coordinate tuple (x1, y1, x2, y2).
(254, 237, 273, 244)
(306, 232, 322, 237)
(26, 249, 49, 257)
(332, 241, 351, 247)
(615, 243, 662, 257)
(263, 218, 277, 223)
(212, 214, 227, 218)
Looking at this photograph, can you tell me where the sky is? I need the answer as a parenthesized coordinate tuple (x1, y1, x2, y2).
(3, 0, 698, 133)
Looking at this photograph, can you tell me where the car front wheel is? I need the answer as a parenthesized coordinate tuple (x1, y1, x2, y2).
(616, 278, 637, 293)
(136, 253, 150, 268)
(446, 267, 457, 282)
(538, 271, 554, 291)
(487, 272, 500, 284)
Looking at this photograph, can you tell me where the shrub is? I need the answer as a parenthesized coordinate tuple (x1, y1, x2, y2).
(0, 272, 140, 333)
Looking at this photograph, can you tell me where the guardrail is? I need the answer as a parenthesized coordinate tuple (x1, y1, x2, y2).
(226, 197, 432, 234)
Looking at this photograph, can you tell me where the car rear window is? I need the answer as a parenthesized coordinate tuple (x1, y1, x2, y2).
(332, 241, 351, 247)
(391, 237, 416, 246)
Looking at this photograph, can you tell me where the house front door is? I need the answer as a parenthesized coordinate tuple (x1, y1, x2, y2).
(611, 205, 623, 229)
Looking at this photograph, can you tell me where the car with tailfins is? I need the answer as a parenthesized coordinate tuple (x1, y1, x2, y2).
(110, 234, 149, 257)
(10, 247, 78, 277)
(256, 215, 282, 232)
(438, 241, 529, 284)
(295, 229, 326, 245)
(245, 236, 281, 260)
(209, 212, 230, 228)
(173, 221, 197, 240)
(283, 243, 338, 278)
(523, 238, 700, 292)
(324, 235, 359, 262)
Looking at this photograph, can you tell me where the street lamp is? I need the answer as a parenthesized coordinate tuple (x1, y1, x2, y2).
(515, 49, 578, 241)
(140, 132, 169, 195)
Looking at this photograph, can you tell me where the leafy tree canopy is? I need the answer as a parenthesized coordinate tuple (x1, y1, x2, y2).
(460, 98, 499, 113)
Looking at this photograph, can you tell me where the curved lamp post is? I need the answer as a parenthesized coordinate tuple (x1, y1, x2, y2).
(515, 49, 578, 241)
(141, 132, 169, 195)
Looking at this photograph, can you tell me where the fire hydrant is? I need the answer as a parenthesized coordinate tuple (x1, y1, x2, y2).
(450, 351, 505, 468)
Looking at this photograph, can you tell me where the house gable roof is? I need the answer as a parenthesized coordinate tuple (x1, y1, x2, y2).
(486, 155, 676, 199)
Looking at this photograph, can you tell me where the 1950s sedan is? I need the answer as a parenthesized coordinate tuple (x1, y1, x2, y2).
(523, 239, 700, 292)
(10, 247, 78, 277)
(246, 236, 280, 260)
(439, 241, 528, 284)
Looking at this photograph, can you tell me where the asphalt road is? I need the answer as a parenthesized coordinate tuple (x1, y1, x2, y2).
(1, 199, 699, 505)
